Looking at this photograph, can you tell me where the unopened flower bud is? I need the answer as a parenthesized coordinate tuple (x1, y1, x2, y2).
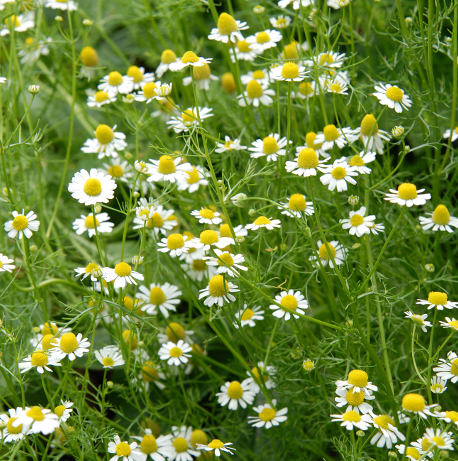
(404, 145, 410, 152)
(107, 381, 114, 388)
(352, 243, 361, 249)
(348, 195, 359, 206)
(356, 430, 365, 437)
(435, 405, 442, 413)
(135, 160, 148, 174)
(439, 450, 449, 459)
(392, 126, 404, 138)
(235, 236, 245, 243)
(33, 326, 41, 333)
(405, 17, 413, 25)
(28, 85, 40, 94)
(138, 341, 145, 347)
(29, 245, 38, 252)
(132, 255, 144, 266)
(445, 36, 452, 43)
(338, 0, 350, 6)
(154, 83, 172, 97)
(133, 191, 140, 198)
(91, 266, 103, 279)
(425, 263, 435, 273)
(231, 193, 247, 208)
(253, 5, 265, 13)
(248, 209, 257, 217)
(123, 94, 135, 104)
(280, 243, 288, 251)
(302, 359, 314, 371)
(125, 151, 133, 160)
(94, 204, 102, 214)
(83, 19, 93, 26)
(388, 452, 397, 458)
(2, 187, 12, 196)
(55, 16, 63, 22)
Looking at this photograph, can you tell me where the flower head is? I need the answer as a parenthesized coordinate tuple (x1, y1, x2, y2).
(158, 340, 192, 366)
(373, 83, 412, 113)
(208, 12, 248, 43)
(216, 379, 256, 410)
(199, 275, 239, 307)
(340, 206, 376, 237)
(270, 289, 308, 320)
(68, 168, 117, 206)
(95, 346, 125, 369)
(248, 400, 288, 429)
(384, 183, 431, 207)
(4, 210, 40, 239)
(102, 262, 144, 289)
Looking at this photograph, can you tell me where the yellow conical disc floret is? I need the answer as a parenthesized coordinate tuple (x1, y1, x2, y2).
(221, 73, 236, 93)
(217, 13, 238, 35)
(190, 430, 207, 448)
(143, 82, 157, 99)
(181, 51, 199, 64)
(95, 124, 114, 145)
(108, 71, 123, 87)
(208, 275, 229, 297)
(397, 183, 417, 200)
(246, 80, 264, 99)
(360, 114, 378, 136)
(281, 62, 299, 79)
(262, 136, 279, 154)
(282, 42, 299, 60)
(432, 204, 450, 225)
(161, 49, 177, 64)
(297, 148, 319, 169)
(323, 124, 340, 141)
(81, 46, 99, 67)
(386, 86, 403, 102)
(347, 369, 368, 388)
(166, 322, 186, 342)
(127, 66, 143, 83)
(288, 194, 306, 211)
(402, 393, 425, 412)
(193, 63, 211, 80)
(428, 291, 447, 305)
(122, 330, 138, 350)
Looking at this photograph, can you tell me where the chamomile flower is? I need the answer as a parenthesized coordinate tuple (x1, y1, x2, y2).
(404, 311, 432, 333)
(181, 259, 217, 282)
(271, 62, 308, 82)
(285, 147, 328, 177)
(102, 159, 134, 185)
(166, 107, 213, 133)
(72, 212, 113, 237)
(241, 69, 270, 86)
(68, 168, 117, 206)
(177, 165, 209, 192)
(44, 0, 77, 10)
(102, 262, 144, 289)
(87, 90, 116, 107)
(208, 13, 248, 43)
(245, 362, 276, 393)
(335, 387, 375, 414)
(278, 194, 314, 218)
(229, 40, 258, 62)
(169, 51, 212, 72)
(353, 114, 391, 154)
(199, 275, 239, 307)
(126, 65, 155, 90)
(18, 350, 62, 374)
(54, 401, 73, 423)
(182, 64, 218, 90)
(293, 81, 318, 99)
(1, 12, 35, 36)
(135, 81, 164, 103)
(434, 351, 458, 383)
(13, 407, 59, 435)
(237, 81, 275, 107)
(137, 282, 181, 317)
(215, 136, 247, 153)
(187, 230, 234, 252)
(443, 127, 458, 142)
(367, 222, 385, 235)
(246, 29, 283, 52)
(320, 160, 358, 192)
(326, 75, 349, 95)
(134, 205, 177, 235)
(270, 289, 309, 321)
(156, 49, 180, 77)
(191, 208, 223, 225)
(370, 414, 405, 449)
(81, 124, 127, 159)
(416, 291, 458, 310)
(310, 240, 347, 268)
(169, 426, 200, 461)
(248, 400, 288, 429)
(330, 410, 373, 431)
(395, 443, 431, 461)
(385, 183, 431, 207)
(158, 233, 190, 258)
(308, 51, 347, 69)
(0, 253, 15, 273)
(108, 435, 143, 461)
(52, 332, 91, 361)
(424, 428, 454, 451)
(430, 376, 448, 394)
(249, 133, 290, 162)
(246, 216, 281, 231)
(278, 0, 314, 10)
(131, 429, 174, 461)
(155, 82, 173, 97)
(218, 223, 248, 240)
(335, 369, 378, 395)
(314, 125, 357, 151)
(440, 317, 458, 332)
(420, 204, 458, 233)
(98, 71, 134, 96)
(401, 393, 438, 419)
(95, 346, 125, 368)
(4, 210, 40, 239)
(147, 155, 191, 183)
(217, 379, 256, 410)
(234, 304, 265, 328)
(204, 250, 248, 277)
(0, 408, 26, 443)
(270, 15, 291, 29)
(74, 262, 102, 282)
(18, 36, 52, 65)
(438, 411, 458, 426)
(340, 206, 375, 237)
(158, 340, 192, 366)
(347, 152, 376, 174)
(196, 439, 235, 457)
(373, 83, 412, 113)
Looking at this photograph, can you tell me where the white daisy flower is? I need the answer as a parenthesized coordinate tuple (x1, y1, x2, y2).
(335, 387, 375, 414)
(208, 12, 248, 43)
(169, 51, 212, 72)
(293, 81, 318, 99)
(340, 206, 375, 237)
(320, 160, 358, 192)
(137, 282, 181, 317)
(215, 136, 247, 153)
(416, 291, 458, 310)
(18, 350, 62, 374)
(314, 125, 358, 152)
(166, 107, 213, 133)
(420, 204, 458, 233)
(87, 90, 117, 108)
(181, 258, 217, 282)
(309, 240, 347, 268)
(278, 194, 314, 218)
(370, 414, 405, 449)
(430, 376, 448, 394)
(95, 346, 125, 369)
(373, 83, 412, 113)
(327, 0, 342, 9)
(271, 62, 308, 82)
(203, 250, 248, 277)
(0, 253, 15, 273)
(401, 393, 438, 419)
(335, 369, 378, 396)
(404, 311, 432, 333)
(108, 435, 143, 461)
(74, 262, 102, 282)
(368, 222, 385, 235)
(1, 12, 35, 36)
(4, 210, 40, 239)
(54, 400, 73, 423)
(126, 65, 155, 90)
(285, 147, 329, 177)
(330, 410, 373, 431)
(269, 15, 291, 29)
(52, 332, 91, 361)
(385, 183, 431, 207)
(81, 124, 127, 159)
(156, 49, 180, 78)
(269, 289, 308, 321)
(131, 429, 174, 461)
(186, 230, 234, 252)
(237, 81, 275, 108)
(433, 351, 458, 383)
(347, 151, 376, 174)
(216, 379, 256, 410)
(72, 212, 113, 238)
(98, 71, 134, 96)
(199, 275, 239, 307)
(299, 131, 328, 158)
(353, 114, 391, 154)
(147, 155, 191, 183)
(395, 442, 432, 461)
(278, 0, 313, 10)
(308, 51, 347, 69)
(245, 216, 281, 231)
(44, 0, 77, 10)
(102, 262, 144, 289)
(218, 223, 248, 240)
(158, 340, 192, 366)
(241, 69, 271, 86)
(18, 36, 52, 65)
(229, 40, 259, 62)
(182, 64, 218, 91)
(68, 168, 117, 206)
(326, 75, 349, 95)
(168, 426, 200, 461)
(135, 80, 164, 104)
(246, 29, 282, 52)
(101, 159, 134, 184)
(157, 233, 190, 258)
(249, 133, 291, 162)
(245, 362, 276, 394)
(234, 304, 265, 328)
(196, 439, 235, 457)
(443, 127, 458, 142)
(190, 208, 223, 225)
(0, 408, 26, 443)
(424, 428, 454, 451)
(248, 400, 288, 428)
(0, 76, 6, 83)
(13, 406, 59, 435)
(176, 165, 209, 192)
(155, 82, 173, 97)
(438, 411, 458, 426)
(133, 205, 177, 235)
(440, 317, 458, 331)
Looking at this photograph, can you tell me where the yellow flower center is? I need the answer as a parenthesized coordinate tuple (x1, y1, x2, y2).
(127, 65, 143, 83)
(200, 209, 215, 219)
(246, 80, 264, 99)
(348, 369, 368, 387)
(142, 362, 159, 382)
(85, 262, 99, 274)
(451, 359, 458, 376)
(319, 53, 334, 65)
(185, 167, 200, 184)
(253, 216, 271, 226)
(81, 46, 99, 67)
(60, 333, 78, 353)
(431, 436, 445, 447)
(402, 393, 425, 412)
(297, 148, 319, 169)
(166, 233, 185, 250)
(303, 360, 314, 371)
(95, 91, 109, 103)
(345, 389, 365, 406)
(182, 110, 197, 123)
(277, 18, 286, 26)
(102, 357, 115, 367)
(169, 346, 183, 357)
(342, 410, 361, 422)
(449, 320, 458, 329)
(26, 406, 45, 421)
(193, 63, 211, 80)
(406, 448, 421, 460)
(161, 49, 177, 64)
(54, 405, 66, 418)
(349, 155, 365, 167)
(84, 215, 100, 229)
(116, 442, 132, 457)
(114, 262, 132, 276)
(256, 31, 270, 43)
(221, 72, 236, 92)
(410, 314, 424, 325)
(149, 287, 166, 305)
(157, 155, 176, 175)
(282, 43, 299, 60)
(236, 40, 251, 52)
(12, 215, 28, 231)
(217, 12, 238, 35)
(227, 381, 244, 399)
(252, 366, 268, 382)
(7, 417, 22, 434)
(262, 136, 279, 154)
(373, 415, 395, 430)
(181, 51, 199, 64)
(42, 334, 57, 350)
(253, 70, 265, 79)
(432, 204, 450, 225)
(281, 62, 299, 79)
(219, 224, 232, 238)
(385, 86, 404, 102)
(122, 330, 138, 350)
(5, 15, 21, 28)
(331, 167, 347, 179)
(42, 322, 59, 336)
(141, 435, 158, 454)
(173, 437, 189, 453)
(241, 308, 254, 320)
(166, 322, 186, 342)
(323, 124, 340, 141)
(31, 351, 48, 367)
(83, 178, 102, 196)
(318, 243, 337, 260)
(431, 382, 445, 392)
(25, 38, 34, 47)
(147, 213, 164, 229)
(445, 411, 458, 422)
(397, 183, 418, 200)
(306, 131, 323, 149)
(350, 214, 364, 227)
(428, 291, 447, 306)
(360, 114, 378, 136)
(108, 165, 124, 178)
(108, 71, 123, 87)
(208, 275, 229, 297)
(142, 82, 158, 99)
(200, 230, 219, 245)
(288, 194, 306, 211)
(192, 259, 206, 271)
(330, 83, 342, 93)
(258, 408, 276, 421)
(208, 439, 224, 449)
(217, 253, 234, 267)
(299, 82, 313, 96)
(280, 294, 298, 311)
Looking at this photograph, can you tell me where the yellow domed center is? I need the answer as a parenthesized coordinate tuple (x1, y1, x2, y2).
(252, 366, 268, 382)
(85, 262, 99, 274)
(143, 82, 158, 99)
(42, 334, 57, 350)
(83, 178, 102, 196)
(181, 51, 199, 64)
(227, 381, 244, 399)
(282, 43, 299, 59)
(141, 435, 158, 454)
(318, 243, 336, 260)
(373, 415, 395, 430)
(236, 40, 251, 52)
(241, 308, 254, 320)
(330, 83, 342, 93)
(84, 215, 100, 229)
(169, 346, 183, 358)
(288, 194, 306, 211)
(348, 369, 368, 387)
(6, 15, 21, 28)
(114, 262, 132, 276)
(185, 167, 200, 184)
(193, 63, 211, 80)
(349, 155, 365, 167)
(299, 82, 313, 95)
(54, 405, 66, 417)
(161, 49, 177, 64)
(297, 148, 319, 169)
(147, 213, 164, 229)
(350, 214, 364, 227)
(7, 417, 22, 434)
(116, 442, 132, 457)
(95, 91, 109, 103)
(127, 66, 144, 83)
(166, 322, 186, 342)
(12, 215, 28, 231)
(208, 275, 229, 297)
(60, 333, 78, 353)
(173, 437, 189, 453)
(280, 294, 298, 311)
(142, 362, 159, 382)
(342, 410, 361, 422)
(102, 357, 115, 367)
(323, 124, 340, 141)
(397, 183, 418, 200)
(385, 86, 404, 102)
(254, 216, 271, 226)
(108, 71, 123, 87)
(42, 322, 58, 336)
(253, 70, 266, 79)
(217, 252, 234, 267)
(345, 389, 365, 406)
(221, 72, 236, 92)
(122, 330, 138, 350)
(200, 209, 215, 219)
(182, 110, 197, 123)
(246, 80, 264, 99)
(26, 38, 35, 47)
(402, 393, 425, 412)
(450, 320, 458, 329)
(149, 287, 166, 305)
(192, 259, 206, 271)
(31, 352, 48, 367)
(281, 62, 299, 79)
(157, 155, 176, 175)
(258, 408, 276, 421)
(431, 382, 445, 392)
(303, 360, 314, 371)
(208, 439, 224, 449)
(26, 406, 45, 421)
(360, 114, 378, 136)
(431, 436, 445, 447)
(200, 230, 219, 245)
(331, 167, 347, 179)
(167, 233, 185, 250)
(108, 165, 124, 178)
(217, 12, 238, 35)
(319, 53, 334, 65)
(306, 131, 322, 149)
(450, 359, 458, 376)
(428, 291, 447, 305)
(432, 204, 450, 225)
(219, 224, 232, 238)
(81, 46, 99, 67)
(256, 31, 270, 43)
(445, 411, 458, 422)
(262, 136, 279, 154)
